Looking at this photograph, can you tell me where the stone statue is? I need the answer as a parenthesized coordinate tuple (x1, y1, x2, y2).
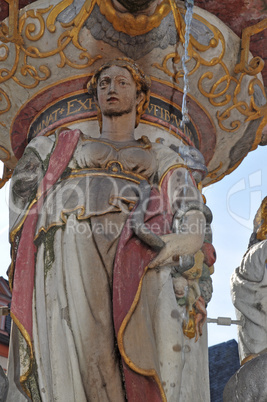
(7, 58, 211, 401)
(224, 197, 267, 401)
(231, 197, 267, 364)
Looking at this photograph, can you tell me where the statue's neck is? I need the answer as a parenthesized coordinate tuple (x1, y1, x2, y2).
(100, 113, 136, 143)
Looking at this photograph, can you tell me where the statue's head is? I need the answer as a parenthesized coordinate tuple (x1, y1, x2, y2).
(248, 196, 267, 247)
(254, 196, 267, 241)
(88, 58, 151, 130)
(115, 0, 156, 13)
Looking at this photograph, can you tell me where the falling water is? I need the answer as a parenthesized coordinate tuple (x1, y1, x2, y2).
(180, 0, 194, 128)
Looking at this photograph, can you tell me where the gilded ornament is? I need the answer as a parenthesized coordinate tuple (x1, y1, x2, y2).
(154, 6, 267, 136)
(235, 18, 267, 76)
(153, 10, 225, 84)
(46, 0, 75, 33)
(206, 162, 223, 180)
(0, 89, 11, 124)
(0, 0, 21, 45)
(183, 309, 196, 339)
(97, 0, 171, 36)
(0, 0, 101, 93)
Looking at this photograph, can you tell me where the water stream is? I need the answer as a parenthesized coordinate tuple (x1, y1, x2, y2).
(180, 0, 194, 128)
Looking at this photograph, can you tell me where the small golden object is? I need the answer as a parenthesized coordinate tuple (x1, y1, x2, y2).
(241, 353, 260, 366)
(183, 309, 196, 339)
(182, 250, 204, 280)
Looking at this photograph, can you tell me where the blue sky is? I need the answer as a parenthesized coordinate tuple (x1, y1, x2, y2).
(204, 145, 267, 345)
(0, 143, 266, 347)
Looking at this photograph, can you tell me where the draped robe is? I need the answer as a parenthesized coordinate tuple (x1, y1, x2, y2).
(7, 130, 209, 402)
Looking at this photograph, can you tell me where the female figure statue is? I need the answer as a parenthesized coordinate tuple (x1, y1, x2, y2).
(7, 58, 207, 401)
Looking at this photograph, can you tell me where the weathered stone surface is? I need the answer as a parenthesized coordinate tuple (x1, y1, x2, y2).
(223, 353, 267, 402)
(231, 239, 267, 362)
(0, 366, 8, 402)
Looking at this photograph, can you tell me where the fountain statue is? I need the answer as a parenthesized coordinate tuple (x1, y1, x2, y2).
(7, 57, 213, 401)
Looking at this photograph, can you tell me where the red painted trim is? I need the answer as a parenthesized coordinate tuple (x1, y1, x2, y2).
(36, 112, 97, 137)
(113, 172, 174, 401)
(11, 129, 80, 339)
(11, 77, 89, 159)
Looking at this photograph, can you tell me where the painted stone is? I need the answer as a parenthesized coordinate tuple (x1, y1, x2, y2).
(0, 0, 266, 189)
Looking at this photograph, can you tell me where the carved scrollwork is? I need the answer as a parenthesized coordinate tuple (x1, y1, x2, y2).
(0, 0, 102, 96)
(0, 43, 9, 62)
(0, 89, 11, 126)
(206, 162, 223, 180)
(154, 4, 267, 134)
(235, 18, 267, 76)
(154, 7, 225, 83)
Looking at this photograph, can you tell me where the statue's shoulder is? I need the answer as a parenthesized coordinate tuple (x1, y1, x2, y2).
(151, 141, 184, 164)
(149, 141, 186, 182)
(26, 135, 56, 162)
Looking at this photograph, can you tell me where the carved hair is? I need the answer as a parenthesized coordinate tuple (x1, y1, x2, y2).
(254, 196, 267, 241)
(87, 58, 151, 131)
(248, 196, 267, 248)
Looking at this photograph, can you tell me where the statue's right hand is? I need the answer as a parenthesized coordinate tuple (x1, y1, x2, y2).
(148, 230, 204, 269)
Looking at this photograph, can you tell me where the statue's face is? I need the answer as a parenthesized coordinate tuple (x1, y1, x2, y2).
(97, 65, 138, 117)
(115, 0, 156, 13)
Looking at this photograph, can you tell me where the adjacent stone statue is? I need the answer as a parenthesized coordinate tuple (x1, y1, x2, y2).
(7, 58, 211, 401)
(224, 197, 267, 401)
(231, 197, 267, 364)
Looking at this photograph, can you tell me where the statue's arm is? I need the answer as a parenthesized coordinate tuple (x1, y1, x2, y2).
(11, 150, 44, 199)
(149, 167, 206, 268)
(9, 136, 55, 230)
